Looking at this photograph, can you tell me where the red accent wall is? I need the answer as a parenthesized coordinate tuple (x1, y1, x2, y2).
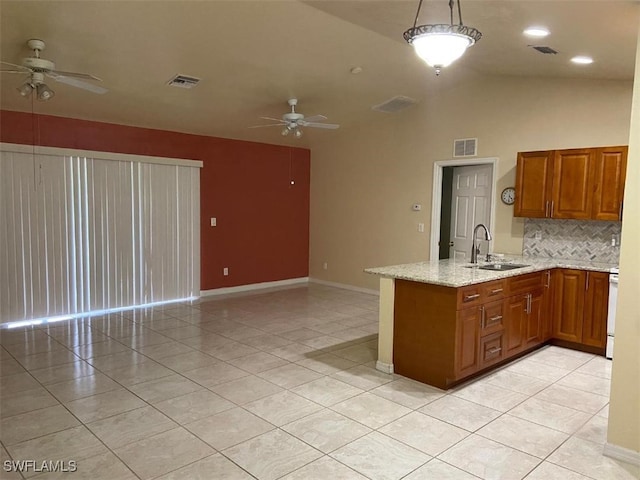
(0, 110, 310, 290)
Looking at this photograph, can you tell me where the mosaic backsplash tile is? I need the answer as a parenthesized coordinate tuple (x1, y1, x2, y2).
(523, 218, 621, 264)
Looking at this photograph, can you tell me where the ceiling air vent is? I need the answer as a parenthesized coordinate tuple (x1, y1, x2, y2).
(453, 138, 478, 157)
(167, 74, 201, 89)
(372, 95, 418, 113)
(530, 45, 558, 55)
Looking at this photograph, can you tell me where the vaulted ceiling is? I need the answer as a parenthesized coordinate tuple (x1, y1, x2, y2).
(1, 1, 638, 148)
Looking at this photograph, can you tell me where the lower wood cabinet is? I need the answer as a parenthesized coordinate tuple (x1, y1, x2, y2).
(553, 269, 609, 349)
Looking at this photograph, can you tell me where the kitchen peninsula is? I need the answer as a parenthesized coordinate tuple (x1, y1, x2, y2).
(366, 256, 615, 389)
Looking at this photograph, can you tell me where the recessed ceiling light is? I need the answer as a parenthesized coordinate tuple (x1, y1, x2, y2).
(523, 27, 550, 38)
(571, 56, 594, 65)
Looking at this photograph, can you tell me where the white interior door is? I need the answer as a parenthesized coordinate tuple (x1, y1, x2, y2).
(449, 164, 493, 261)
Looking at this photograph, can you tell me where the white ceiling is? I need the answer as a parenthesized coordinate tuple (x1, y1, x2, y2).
(1, 1, 638, 148)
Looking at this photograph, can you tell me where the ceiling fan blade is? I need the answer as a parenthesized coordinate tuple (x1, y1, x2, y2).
(259, 116, 285, 123)
(0, 69, 28, 74)
(50, 70, 103, 81)
(301, 115, 327, 123)
(248, 123, 284, 129)
(1, 61, 30, 71)
(49, 74, 108, 94)
(302, 122, 340, 130)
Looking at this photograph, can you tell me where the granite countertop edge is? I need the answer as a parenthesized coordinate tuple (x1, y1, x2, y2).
(364, 255, 617, 288)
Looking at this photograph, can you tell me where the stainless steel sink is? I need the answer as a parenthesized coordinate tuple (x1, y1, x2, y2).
(465, 263, 530, 271)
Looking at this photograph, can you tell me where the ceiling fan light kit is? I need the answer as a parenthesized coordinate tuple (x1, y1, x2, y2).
(404, 0, 482, 75)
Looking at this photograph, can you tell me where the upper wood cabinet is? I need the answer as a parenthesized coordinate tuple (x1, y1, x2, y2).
(592, 146, 628, 221)
(514, 146, 627, 221)
(514, 151, 553, 218)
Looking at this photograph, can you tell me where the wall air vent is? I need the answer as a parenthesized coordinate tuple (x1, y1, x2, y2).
(372, 95, 419, 113)
(453, 138, 478, 157)
(167, 74, 201, 89)
(530, 46, 558, 55)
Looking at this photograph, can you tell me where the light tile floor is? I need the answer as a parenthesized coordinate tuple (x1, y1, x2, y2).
(1, 285, 639, 480)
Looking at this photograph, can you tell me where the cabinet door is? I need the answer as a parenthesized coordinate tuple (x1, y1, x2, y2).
(526, 288, 544, 346)
(456, 307, 480, 377)
(541, 270, 554, 341)
(505, 294, 527, 355)
(583, 272, 609, 348)
(552, 269, 586, 342)
(551, 149, 594, 219)
(479, 332, 504, 368)
(592, 146, 628, 221)
(514, 151, 553, 218)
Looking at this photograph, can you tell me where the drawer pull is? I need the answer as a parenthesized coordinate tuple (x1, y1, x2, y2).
(490, 288, 503, 294)
(488, 315, 503, 323)
(488, 347, 502, 354)
(464, 293, 481, 301)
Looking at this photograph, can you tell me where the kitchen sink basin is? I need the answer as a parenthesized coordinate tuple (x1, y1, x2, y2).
(465, 263, 530, 271)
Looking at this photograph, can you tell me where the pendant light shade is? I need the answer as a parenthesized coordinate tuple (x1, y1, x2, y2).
(404, 0, 482, 75)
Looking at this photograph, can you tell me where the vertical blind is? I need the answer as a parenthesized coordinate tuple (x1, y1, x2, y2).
(0, 146, 201, 323)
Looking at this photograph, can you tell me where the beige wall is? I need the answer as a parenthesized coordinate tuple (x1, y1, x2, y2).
(607, 25, 640, 455)
(310, 75, 632, 289)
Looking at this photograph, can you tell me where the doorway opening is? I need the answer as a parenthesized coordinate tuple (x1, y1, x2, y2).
(430, 158, 498, 261)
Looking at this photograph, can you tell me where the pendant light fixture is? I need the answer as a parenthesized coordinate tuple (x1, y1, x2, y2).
(404, 0, 482, 76)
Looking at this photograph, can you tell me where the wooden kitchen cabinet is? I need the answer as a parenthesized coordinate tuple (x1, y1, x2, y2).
(552, 269, 585, 342)
(455, 306, 481, 377)
(505, 294, 528, 355)
(551, 149, 593, 219)
(514, 151, 553, 218)
(552, 269, 608, 351)
(592, 146, 628, 221)
(514, 146, 627, 221)
(582, 271, 609, 348)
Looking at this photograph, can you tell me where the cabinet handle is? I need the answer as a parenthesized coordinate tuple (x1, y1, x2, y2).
(525, 293, 532, 314)
(489, 315, 503, 323)
(545, 201, 549, 218)
(480, 306, 486, 329)
(488, 347, 502, 354)
(586, 272, 590, 291)
(464, 293, 481, 301)
(490, 288, 503, 294)
(545, 271, 551, 288)
(550, 201, 554, 217)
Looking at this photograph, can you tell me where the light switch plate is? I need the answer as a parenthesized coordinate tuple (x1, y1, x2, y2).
(211, 217, 217, 227)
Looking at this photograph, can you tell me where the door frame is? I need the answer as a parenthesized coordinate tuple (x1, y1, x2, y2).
(429, 157, 498, 261)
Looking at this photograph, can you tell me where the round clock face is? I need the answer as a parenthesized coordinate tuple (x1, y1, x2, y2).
(501, 187, 516, 205)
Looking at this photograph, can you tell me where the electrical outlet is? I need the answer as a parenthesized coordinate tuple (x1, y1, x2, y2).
(223, 267, 229, 276)
(322, 262, 328, 270)
(418, 223, 425, 233)
(535, 231, 542, 240)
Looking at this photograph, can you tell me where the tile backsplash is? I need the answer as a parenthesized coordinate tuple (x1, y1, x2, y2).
(523, 218, 621, 264)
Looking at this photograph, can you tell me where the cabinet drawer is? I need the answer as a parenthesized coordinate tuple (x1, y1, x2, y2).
(457, 279, 506, 309)
(481, 299, 505, 336)
(481, 280, 507, 302)
(508, 272, 545, 296)
(480, 332, 504, 367)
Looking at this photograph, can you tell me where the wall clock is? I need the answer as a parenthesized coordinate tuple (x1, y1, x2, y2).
(501, 187, 516, 205)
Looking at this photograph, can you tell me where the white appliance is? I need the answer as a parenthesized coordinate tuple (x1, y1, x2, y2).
(606, 267, 619, 359)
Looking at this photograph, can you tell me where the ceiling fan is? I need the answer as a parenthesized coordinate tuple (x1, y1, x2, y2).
(250, 98, 339, 138)
(1, 38, 108, 101)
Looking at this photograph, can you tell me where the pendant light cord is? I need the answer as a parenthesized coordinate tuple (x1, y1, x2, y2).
(412, 0, 424, 28)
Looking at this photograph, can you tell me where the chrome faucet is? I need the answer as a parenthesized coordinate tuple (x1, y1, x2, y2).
(471, 223, 492, 263)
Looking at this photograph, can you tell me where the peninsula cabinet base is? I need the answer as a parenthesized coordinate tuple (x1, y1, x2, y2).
(392, 271, 606, 390)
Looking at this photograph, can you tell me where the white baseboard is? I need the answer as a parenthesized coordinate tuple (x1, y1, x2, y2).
(200, 277, 309, 297)
(375, 360, 394, 374)
(309, 278, 379, 296)
(604, 443, 640, 466)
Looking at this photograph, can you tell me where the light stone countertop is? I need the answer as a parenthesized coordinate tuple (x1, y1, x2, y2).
(364, 255, 617, 288)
